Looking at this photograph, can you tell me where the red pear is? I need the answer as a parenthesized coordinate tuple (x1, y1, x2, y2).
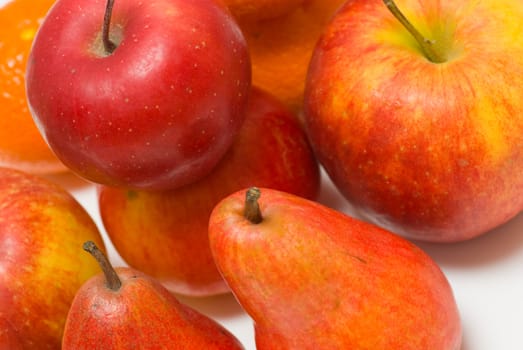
(62, 241, 245, 349)
(98, 87, 320, 296)
(208, 187, 462, 349)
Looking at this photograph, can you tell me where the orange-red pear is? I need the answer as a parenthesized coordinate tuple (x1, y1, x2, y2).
(209, 187, 462, 349)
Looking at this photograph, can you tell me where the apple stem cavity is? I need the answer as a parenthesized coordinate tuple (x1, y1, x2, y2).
(244, 187, 263, 224)
(102, 0, 117, 54)
(383, 0, 447, 63)
(83, 241, 122, 291)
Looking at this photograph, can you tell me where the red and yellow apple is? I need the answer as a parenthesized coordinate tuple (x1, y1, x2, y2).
(0, 167, 106, 348)
(304, 0, 523, 242)
(98, 87, 320, 296)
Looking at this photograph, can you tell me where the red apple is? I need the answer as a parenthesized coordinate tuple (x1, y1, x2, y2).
(304, 0, 523, 242)
(25, 0, 251, 190)
(0, 167, 107, 349)
(98, 87, 320, 296)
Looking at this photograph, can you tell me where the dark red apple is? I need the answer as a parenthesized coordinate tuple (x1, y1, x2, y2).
(26, 0, 251, 190)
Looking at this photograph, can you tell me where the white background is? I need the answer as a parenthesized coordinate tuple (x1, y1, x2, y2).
(47, 168, 523, 350)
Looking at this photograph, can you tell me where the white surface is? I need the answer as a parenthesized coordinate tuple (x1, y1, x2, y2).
(46, 168, 523, 350)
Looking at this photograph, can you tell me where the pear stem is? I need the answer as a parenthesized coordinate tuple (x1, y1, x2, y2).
(83, 241, 122, 291)
(102, 0, 117, 54)
(244, 187, 263, 224)
(383, 0, 447, 63)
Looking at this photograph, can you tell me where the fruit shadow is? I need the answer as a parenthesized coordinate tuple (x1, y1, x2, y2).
(176, 292, 248, 320)
(318, 168, 523, 268)
(414, 211, 523, 268)
(41, 170, 93, 191)
(315, 168, 361, 216)
(458, 330, 473, 350)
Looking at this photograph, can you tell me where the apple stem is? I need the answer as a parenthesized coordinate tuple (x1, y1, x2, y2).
(244, 187, 263, 224)
(83, 241, 122, 291)
(383, 0, 447, 63)
(102, 0, 117, 54)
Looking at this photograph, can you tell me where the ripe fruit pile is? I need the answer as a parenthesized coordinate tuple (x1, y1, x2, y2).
(3, 0, 523, 348)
